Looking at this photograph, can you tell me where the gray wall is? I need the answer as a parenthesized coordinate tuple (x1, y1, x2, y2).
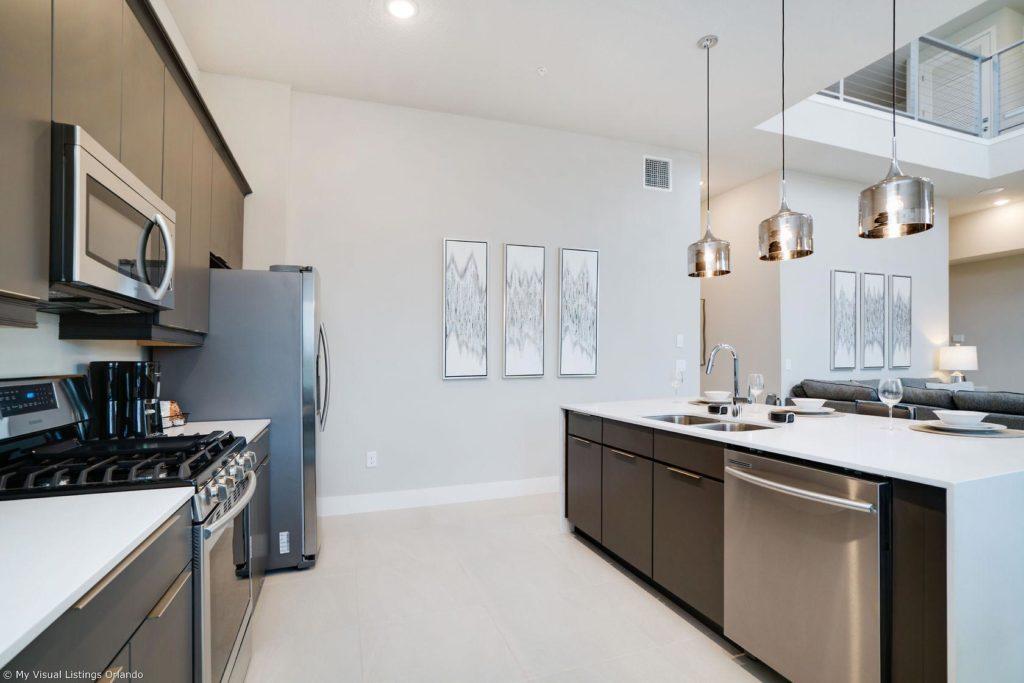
(950, 254, 1024, 391)
(0, 314, 143, 379)
(284, 92, 700, 500)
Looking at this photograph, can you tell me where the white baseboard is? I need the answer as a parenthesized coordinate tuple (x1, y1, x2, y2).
(318, 475, 561, 516)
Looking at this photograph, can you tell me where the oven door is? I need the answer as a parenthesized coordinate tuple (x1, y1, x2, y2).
(196, 478, 256, 683)
(54, 124, 176, 310)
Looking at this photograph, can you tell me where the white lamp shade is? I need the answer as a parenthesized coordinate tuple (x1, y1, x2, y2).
(939, 345, 978, 372)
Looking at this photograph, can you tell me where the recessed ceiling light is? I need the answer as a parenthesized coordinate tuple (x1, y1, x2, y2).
(978, 186, 1006, 195)
(536, 66, 548, 77)
(386, 0, 418, 19)
(994, 198, 1011, 207)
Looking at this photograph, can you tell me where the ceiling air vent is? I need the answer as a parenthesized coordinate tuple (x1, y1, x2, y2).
(644, 156, 672, 191)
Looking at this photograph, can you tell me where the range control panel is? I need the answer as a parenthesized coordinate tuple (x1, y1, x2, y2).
(0, 382, 58, 418)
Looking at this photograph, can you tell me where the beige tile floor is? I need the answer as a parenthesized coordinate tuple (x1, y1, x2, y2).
(244, 493, 786, 683)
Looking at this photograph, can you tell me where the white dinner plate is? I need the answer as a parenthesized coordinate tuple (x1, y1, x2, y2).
(923, 419, 1006, 433)
(784, 406, 836, 415)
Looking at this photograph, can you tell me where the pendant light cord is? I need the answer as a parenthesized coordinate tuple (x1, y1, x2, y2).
(891, 0, 896, 142)
(781, 0, 786, 185)
(705, 40, 711, 230)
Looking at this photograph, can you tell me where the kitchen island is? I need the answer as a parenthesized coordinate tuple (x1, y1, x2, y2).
(561, 398, 1024, 683)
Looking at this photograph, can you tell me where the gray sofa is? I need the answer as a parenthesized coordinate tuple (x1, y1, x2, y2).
(789, 378, 1024, 429)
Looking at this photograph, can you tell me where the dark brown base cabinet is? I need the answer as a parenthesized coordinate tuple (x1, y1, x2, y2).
(601, 446, 653, 577)
(566, 436, 602, 541)
(652, 463, 724, 625)
(564, 410, 949, 681)
(3, 504, 193, 681)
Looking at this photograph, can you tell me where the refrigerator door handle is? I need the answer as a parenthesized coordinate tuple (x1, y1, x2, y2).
(318, 322, 331, 431)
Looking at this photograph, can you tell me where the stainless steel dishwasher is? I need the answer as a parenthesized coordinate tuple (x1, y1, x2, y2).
(723, 450, 888, 683)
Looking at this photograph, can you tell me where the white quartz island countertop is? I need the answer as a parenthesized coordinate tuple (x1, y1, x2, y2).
(0, 487, 194, 667)
(562, 398, 1024, 681)
(562, 398, 1024, 488)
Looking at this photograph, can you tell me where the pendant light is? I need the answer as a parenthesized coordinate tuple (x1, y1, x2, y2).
(758, 0, 813, 261)
(858, 0, 934, 238)
(688, 35, 731, 278)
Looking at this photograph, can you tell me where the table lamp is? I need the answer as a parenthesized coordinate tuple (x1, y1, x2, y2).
(939, 345, 978, 383)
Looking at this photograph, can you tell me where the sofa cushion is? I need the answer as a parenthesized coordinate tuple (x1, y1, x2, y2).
(897, 377, 933, 389)
(985, 413, 1024, 430)
(901, 386, 956, 409)
(954, 391, 1024, 416)
(800, 380, 878, 402)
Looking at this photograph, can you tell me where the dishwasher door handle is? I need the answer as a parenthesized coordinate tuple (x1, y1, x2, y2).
(725, 466, 877, 514)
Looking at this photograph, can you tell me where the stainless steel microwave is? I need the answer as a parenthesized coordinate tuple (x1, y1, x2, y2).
(50, 123, 176, 312)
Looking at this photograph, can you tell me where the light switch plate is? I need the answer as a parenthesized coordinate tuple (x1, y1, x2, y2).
(676, 334, 685, 349)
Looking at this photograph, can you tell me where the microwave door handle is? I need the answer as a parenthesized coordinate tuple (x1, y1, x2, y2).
(151, 214, 175, 299)
(134, 214, 175, 300)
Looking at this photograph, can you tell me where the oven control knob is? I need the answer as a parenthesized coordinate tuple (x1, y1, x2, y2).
(241, 451, 256, 472)
(201, 485, 215, 504)
(215, 478, 232, 502)
(228, 464, 243, 478)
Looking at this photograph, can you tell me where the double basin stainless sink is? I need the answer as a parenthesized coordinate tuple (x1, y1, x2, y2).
(644, 414, 773, 432)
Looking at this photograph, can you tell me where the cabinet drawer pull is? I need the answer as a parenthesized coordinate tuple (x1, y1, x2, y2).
(148, 569, 191, 620)
(570, 436, 592, 447)
(667, 466, 702, 480)
(609, 449, 636, 461)
(73, 513, 181, 610)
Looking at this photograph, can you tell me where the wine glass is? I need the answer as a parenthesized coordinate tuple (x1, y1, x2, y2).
(671, 368, 685, 403)
(878, 377, 904, 431)
(747, 373, 765, 404)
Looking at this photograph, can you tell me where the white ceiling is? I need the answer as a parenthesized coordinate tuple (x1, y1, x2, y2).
(166, 0, 983, 196)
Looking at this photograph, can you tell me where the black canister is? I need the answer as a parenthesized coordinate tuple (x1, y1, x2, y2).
(88, 361, 124, 439)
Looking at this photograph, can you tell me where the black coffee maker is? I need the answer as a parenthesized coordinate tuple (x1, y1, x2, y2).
(89, 361, 163, 439)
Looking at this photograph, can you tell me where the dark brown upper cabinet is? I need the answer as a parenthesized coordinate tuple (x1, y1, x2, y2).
(158, 73, 194, 332)
(121, 5, 166, 193)
(53, 0, 124, 156)
(188, 114, 214, 333)
(0, 0, 52, 326)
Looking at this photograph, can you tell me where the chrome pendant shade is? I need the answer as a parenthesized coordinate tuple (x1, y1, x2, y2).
(687, 35, 731, 278)
(688, 221, 731, 278)
(858, 155, 934, 238)
(758, 0, 813, 262)
(758, 201, 813, 261)
(859, 0, 934, 239)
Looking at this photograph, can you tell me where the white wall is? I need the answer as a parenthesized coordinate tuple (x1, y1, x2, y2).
(780, 172, 950, 392)
(0, 314, 143, 379)
(950, 199, 1024, 263)
(199, 72, 292, 271)
(283, 92, 700, 503)
(950, 253, 1024, 391)
(699, 174, 782, 397)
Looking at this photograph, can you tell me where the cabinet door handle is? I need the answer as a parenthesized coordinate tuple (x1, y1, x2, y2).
(148, 569, 191, 620)
(73, 513, 181, 610)
(570, 436, 592, 447)
(667, 466, 702, 480)
(609, 448, 635, 461)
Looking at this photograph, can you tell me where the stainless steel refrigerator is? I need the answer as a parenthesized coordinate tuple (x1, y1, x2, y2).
(157, 266, 328, 570)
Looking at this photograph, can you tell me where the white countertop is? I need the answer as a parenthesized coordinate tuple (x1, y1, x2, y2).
(0, 487, 194, 667)
(164, 418, 270, 445)
(562, 398, 1024, 488)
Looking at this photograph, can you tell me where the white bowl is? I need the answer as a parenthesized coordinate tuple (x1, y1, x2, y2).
(791, 398, 827, 410)
(703, 391, 732, 403)
(934, 410, 988, 427)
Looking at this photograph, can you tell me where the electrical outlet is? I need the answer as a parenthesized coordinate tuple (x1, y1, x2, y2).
(366, 451, 378, 468)
(675, 359, 687, 375)
(676, 334, 685, 349)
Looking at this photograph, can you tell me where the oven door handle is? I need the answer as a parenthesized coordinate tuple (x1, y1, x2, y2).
(134, 213, 175, 300)
(203, 472, 258, 539)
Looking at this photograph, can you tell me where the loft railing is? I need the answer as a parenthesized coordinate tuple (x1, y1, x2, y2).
(820, 35, 1024, 138)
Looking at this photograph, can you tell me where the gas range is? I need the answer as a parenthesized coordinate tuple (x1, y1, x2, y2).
(0, 376, 254, 522)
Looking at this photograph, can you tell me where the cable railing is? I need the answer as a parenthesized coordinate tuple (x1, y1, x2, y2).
(821, 35, 1024, 137)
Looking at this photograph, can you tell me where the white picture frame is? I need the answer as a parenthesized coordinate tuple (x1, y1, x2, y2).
(830, 269, 857, 370)
(889, 274, 912, 369)
(443, 239, 488, 379)
(559, 248, 599, 377)
(503, 244, 545, 378)
(861, 272, 886, 369)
